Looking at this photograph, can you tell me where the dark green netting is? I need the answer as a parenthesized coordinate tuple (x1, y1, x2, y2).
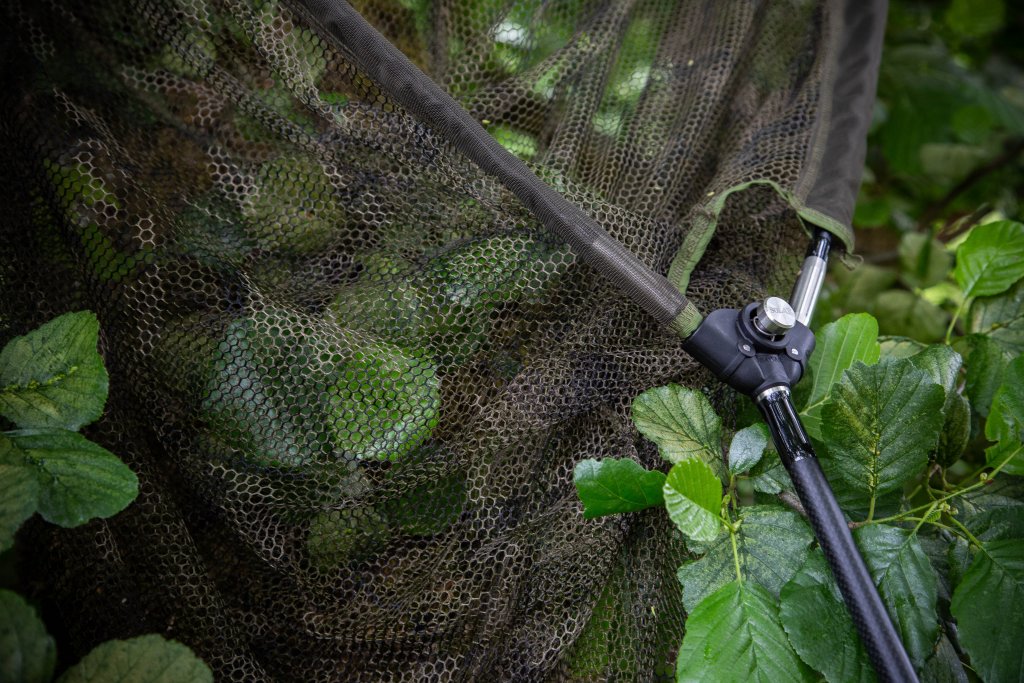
(0, 0, 882, 680)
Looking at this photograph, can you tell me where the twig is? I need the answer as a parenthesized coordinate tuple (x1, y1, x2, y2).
(778, 490, 807, 517)
(918, 137, 1024, 230)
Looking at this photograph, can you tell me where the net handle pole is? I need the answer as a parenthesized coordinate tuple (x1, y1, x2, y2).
(292, 0, 703, 337)
(768, 231, 918, 682)
(757, 386, 919, 683)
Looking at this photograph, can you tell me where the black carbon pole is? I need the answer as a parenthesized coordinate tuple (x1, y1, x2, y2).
(758, 385, 918, 683)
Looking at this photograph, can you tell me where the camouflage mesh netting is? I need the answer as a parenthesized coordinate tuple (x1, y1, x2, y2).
(0, 0, 883, 680)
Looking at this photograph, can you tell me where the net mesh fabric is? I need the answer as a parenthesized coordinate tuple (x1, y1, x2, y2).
(2, 0, 846, 680)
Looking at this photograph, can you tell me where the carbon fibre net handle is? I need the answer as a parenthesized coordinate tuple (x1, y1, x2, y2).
(292, 0, 703, 337)
(758, 387, 919, 683)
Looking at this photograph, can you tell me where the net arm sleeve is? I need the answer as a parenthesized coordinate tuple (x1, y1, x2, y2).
(800, 0, 887, 249)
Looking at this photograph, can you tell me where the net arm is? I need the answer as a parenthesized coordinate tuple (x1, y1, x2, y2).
(290, 0, 703, 337)
(799, 0, 888, 250)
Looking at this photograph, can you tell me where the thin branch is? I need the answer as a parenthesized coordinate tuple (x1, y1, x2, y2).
(918, 137, 1024, 230)
(777, 490, 807, 518)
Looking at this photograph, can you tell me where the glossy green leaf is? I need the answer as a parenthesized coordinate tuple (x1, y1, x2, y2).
(0, 589, 56, 683)
(878, 336, 927, 360)
(662, 459, 723, 544)
(800, 313, 880, 441)
(3, 430, 138, 528)
(874, 290, 947, 343)
(0, 465, 39, 553)
(854, 525, 940, 669)
(57, 634, 213, 683)
(954, 221, 1024, 299)
(939, 395, 971, 466)
(899, 233, 950, 290)
(632, 384, 722, 470)
(676, 581, 813, 683)
(969, 278, 1024, 358)
(749, 451, 792, 495)
(908, 345, 970, 466)
(728, 423, 769, 476)
(0, 311, 109, 431)
(677, 506, 812, 609)
(960, 334, 1008, 417)
(950, 539, 1024, 683)
(820, 360, 945, 502)
(964, 505, 1024, 543)
(956, 478, 1024, 528)
(779, 551, 875, 683)
(573, 458, 665, 519)
(985, 355, 1024, 475)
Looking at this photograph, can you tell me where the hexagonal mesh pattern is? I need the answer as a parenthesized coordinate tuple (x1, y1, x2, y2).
(0, 0, 873, 680)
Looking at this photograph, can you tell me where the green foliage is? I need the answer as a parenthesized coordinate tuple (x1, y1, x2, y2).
(677, 506, 812, 609)
(242, 156, 342, 256)
(820, 359, 945, 507)
(780, 552, 875, 683)
(56, 634, 213, 683)
(854, 525, 940, 669)
(675, 581, 813, 683)
(0, 312, 211, 681)
(899, 233, 951, 290)
(0, 312, 109, 431)
(0, 313, 136, 547)
(631, 384, 722, 471)
(328, 234, 569, 364)
(950, 540, 1024, 683)
(305, 507, 390, 569)
(0, 590, 56, 683)
(970, 279, 1024, 356)
(953, 221, 1024, 299)
(727, 423, 769, 476)
(573, 217, 1024, 679)
(662, 458, 723, 544)
(200, 309, 440, 466)
(1, 430, 137, 529)
(985, 356, 1024, 474)
(799, 313, 880, 440)
(573, 458, 664, 518)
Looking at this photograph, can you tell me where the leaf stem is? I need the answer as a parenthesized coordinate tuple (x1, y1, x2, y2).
(866, 446, 1019, 527)
(945, 296, 968, 344)
(910, 502, 938, 535)
(866, 494, 876, 523)
(902, 517, 957, 535)
(947, 514, 984, 550)
(729, 527, 742, 584)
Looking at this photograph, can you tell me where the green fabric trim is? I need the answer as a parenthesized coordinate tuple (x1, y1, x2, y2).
(668, 301, 703, 339)
(666, 179, 855, 294)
